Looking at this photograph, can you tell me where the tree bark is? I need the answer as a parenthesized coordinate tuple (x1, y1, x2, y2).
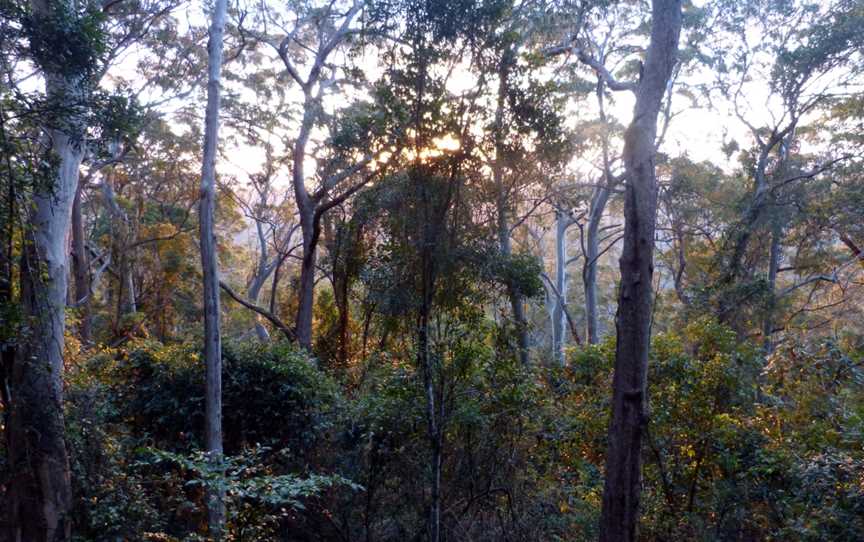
(552, 209, 574, 364)
(4, 131, 81, 542)
(199, 0, 229, 535)
(584, 185, 610, 345)
(248, 221, 276, 341)
(762, 219, 783, 354)
(598, 2, 681, 541)
(71, 186, 91, 343)
(2, 0, 92, 536)
(492, 48, 530, 365)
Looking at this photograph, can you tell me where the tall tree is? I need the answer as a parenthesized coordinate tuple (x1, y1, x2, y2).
(255, 0, 373, 350)
(598, 1, 681, 539)
(0, 0, 106, 537)
(198, 0, 229, 534)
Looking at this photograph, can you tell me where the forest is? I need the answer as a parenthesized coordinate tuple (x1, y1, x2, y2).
(0, 0, 863, 540)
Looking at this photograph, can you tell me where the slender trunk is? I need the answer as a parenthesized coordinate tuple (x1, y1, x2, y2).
(296, 207, 317, 349)
(670, 215, 690, 307)
(418, 305, 441, 542)
(762, 221, 783, 354)
(199, 0, 228, 535)
(101, 176, 136, 327)
(71, 186, 91, 342)
(552, 211, 570, 364)
(336, 264, 351, 366)
(248, 223, 273, 342)
(599, 2, 681, 541)
(493, 49, 529, 365)
(1, 107, 17, 426)
(584, 186, 610, 345)
(247, 275, 271, 341)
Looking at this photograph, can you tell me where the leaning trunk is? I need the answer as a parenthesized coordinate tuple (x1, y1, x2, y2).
(599, 2, 682, 541)
(198, 0, 229, 535)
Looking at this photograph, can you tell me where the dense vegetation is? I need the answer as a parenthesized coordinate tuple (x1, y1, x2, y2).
(1, 0, 862, 540)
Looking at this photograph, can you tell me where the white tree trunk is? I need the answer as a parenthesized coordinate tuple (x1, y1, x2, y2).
(6, 127, 82, 542)
(198, 0, 229, 535)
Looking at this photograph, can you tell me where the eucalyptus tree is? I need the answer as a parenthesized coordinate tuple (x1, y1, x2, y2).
(548, 0, 683, 537)
(703, 0, 864, 336)
(250, 0, 394, 350)
(0, 0, 110, 537)
(464, 0, 575, 364)
(598, 3, 682, 537)
(198, 0, 229, 533)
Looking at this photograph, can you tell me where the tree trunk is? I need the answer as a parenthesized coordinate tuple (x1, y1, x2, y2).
(552, 210, 571, 364)
(493, 49, 530, 365)
(4, 131, 81, 542)
(762, 220, 783, 354)
(295, 207, 317, 350)
(248, 221, 274, 342)
(71, 186, 91, 343)
(0, 108, 13, 438)
(199, 0, 229, 535)
(101, 176, 137, 329)
(598, 2, 681, 541)
(418, 303, 441, 542)
(584, 185, 610, 345)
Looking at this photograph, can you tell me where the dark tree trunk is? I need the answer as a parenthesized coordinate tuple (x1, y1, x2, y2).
(762, 220, 783, 353)
(295, 206, 317, 350)
(71, 186, 91, 343)
(599, 2, 682, 541)
(493, 48, 530, 365)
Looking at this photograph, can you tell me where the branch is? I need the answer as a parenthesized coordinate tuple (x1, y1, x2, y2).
(778, 274, 837, 298)
(770, 155, 851, 193)
(219, 281, 296, 341)
(540, 272, 582, 346)
(545, 38, 637, 92)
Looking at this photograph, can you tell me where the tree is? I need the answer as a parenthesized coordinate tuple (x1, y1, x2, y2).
(0, 0, 106, 537)
(198, 0, 229, 533)
(597, 1, 681, 539)
(252, 0, 381, 350)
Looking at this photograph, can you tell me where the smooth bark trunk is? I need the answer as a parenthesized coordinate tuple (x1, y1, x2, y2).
(584, 186, 610, 345)
(552, 211, 572, 364)
(199, 0, 228, 535)
(3, 0, 87, 534)
(248, 221, 275, 342)
(4, 132, 81, 542)
(599, 2, 681, 541)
